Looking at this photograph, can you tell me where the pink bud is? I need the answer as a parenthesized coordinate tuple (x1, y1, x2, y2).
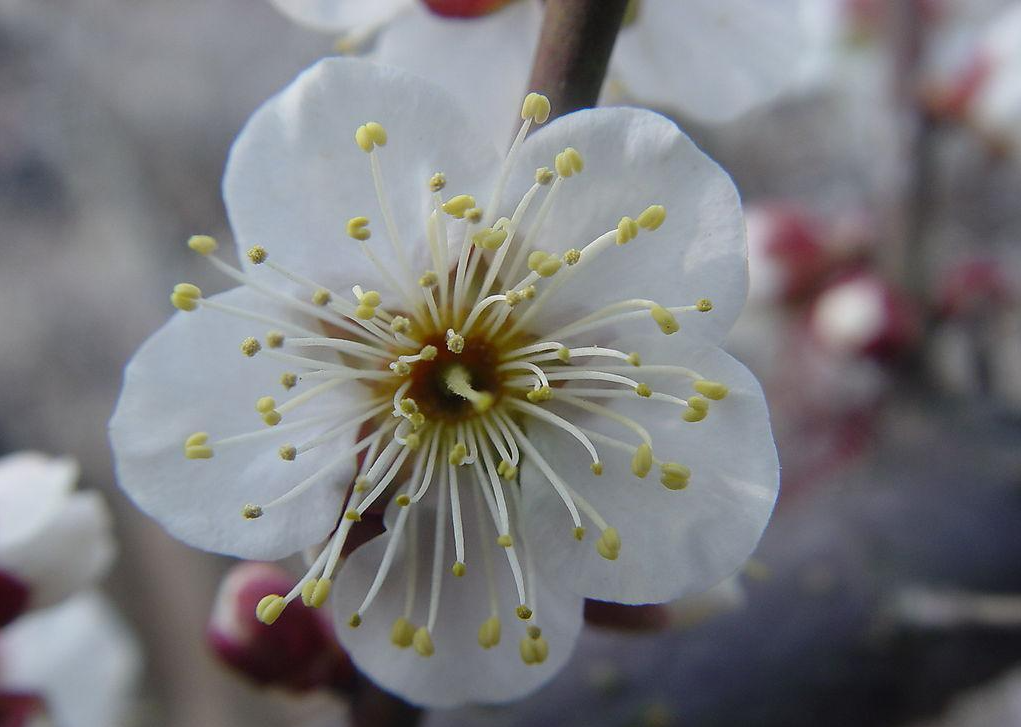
(746, 204, 828, 304)
(811, 273, 919, 361)
(937, 258, 1015, 319)
(0, 570, 30, 629)
(207, 562, 354, 693)
(421, 0, 514, 19)
(0, 692, 47, 726)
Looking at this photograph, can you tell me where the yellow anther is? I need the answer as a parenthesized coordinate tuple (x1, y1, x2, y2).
(696, 297, 713, 312)
(472, 227, 508, 251)
(520, 92, 551, 123)
(255, 594, 286, 625)
(631, 443, 653, 478)
(419, 345, 438, 361)
(187, 234, 217, 256)
(354, 476, 370, 493)
(522, 285, 537, 300)
(183, 432, 213, 460)
(694, 380, 729, 400)
(346, 216, 371, 241)
(300, 579, 316, 607)
(419, 271, 439, 287)
(278, 445, 296, 461)
(637, 204, 667, 231)
(526, 386, 553, 403)
(516, 604, 533, 621)
(265, 331, 285, 349)
(590, 461, 604, 476)
(400, 398, 419, 415)
(627, 352, 642, 367)
(478, 616, 501, 649)
(563, 248, 582, 265)
(242, 503, 263, 520)
(527, 625, 542, 639)
(280, 372, 298, 390)
(344, 509, 361, 522)
(504, 290, 522, 306)
(555, 147, 584, 177)
(497, 460, 518, 480)
(448, 443, 468, 466)
(240, 337, 261, 357)
(635, 383, 652, 398)
(527, 250, 550, 272)
(466, 207, 484, 223)
(596, 527, 621, 561)
(688, 395, 709, 412)
(354, 303, 376, 320)
(246, 245, 268, 264)
(262, 410, 281, 426)
(390, 361, 411, 376)
(650, 305, 679, 334)
(535, 166, 555, 185)
(390, 617, 416, 648)
(396, 494, 411, 507)
(171, 283, 201, 312)
(391, 316, 411, 334)
(660, 462, 691, 490)
(429, 172, 447, 192)
(310, 578, 332, 608)
(520, 634, 549, 665)
(412, 627, 434, 657)
(473, 392, 494, 413)
(342, 613, 359, 628)
(557, 347, 571, 363)
(446, 331, 465, 354)
(409, 412, 426, 429)
(256, 396, 276, 414)
(404, 433, 421, 450)
(616, 216, 639, 245)
(683, 407, 708, 423)
(497, 534, 513, 548)
(452, 561, 466, 577)
(311, 288, 332, 306)
(442, 194, 476, 218)
(359, 290, 381, 307)
(573, 526, 586, 541)
(537, 257, 562, 278)
(355, 121, 387, 152)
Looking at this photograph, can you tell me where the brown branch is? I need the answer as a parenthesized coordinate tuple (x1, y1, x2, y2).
(527, 0, 630, 122)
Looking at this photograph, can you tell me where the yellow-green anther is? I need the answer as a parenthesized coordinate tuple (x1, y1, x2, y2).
(683, 407, 708, 423)
(311, 289, 332, 306)
(616, 216, 639, 245)
(187, 234, 217, 256)
(696, 297, 713, 312)
(448, 443, 468, 466)
(535, 167, 554, 185)
(627, 352, 642, 366)
(183, 432, 213, 460)
(396, 494, 411, 507)
(280, 372, 297, 390)
(348, 613, 362, 628)
(310, 578, 331, 608)
(497, 460, 518, 480)
(278, 445, 296, 461)
(596, 527, 621, 560)
(442, 194, 476, 218)
(688, 395, 709, 412)
(255, 594, 285, 625)
(419, 271, 439, 287)
(452, 561, 466, 577)
(446, 331, 465, 354)
(344, 509, 361, 522)
(660, 463, 691, 490)
(526, 386, 553, 403)
(265, 331, 285, 349)
(404, 433, 422, 450)
(557, 347, 571, 363)
(242, 504, 263, 520)
(473, 227, 508, 251)
(537, 257, 562, 278)
(400, 398, 419, 415)
(391, 316, 411, 334)
(355, 121, 387, 152)
(573, 526, 586, 541)
(497, 534, 513, 547)
(555, 147, 584, 177)
(360, 290, 381, 307)
(262, 410, 281, 426)
(247, 245, 268, 264)
(590, 461, 604, 476)
(419, 345, 438, 361)
(516, 604, 533, 621)
(694, 380, 729, 400)
(240, 337, 261, 357)
(391, 617, 416, 648)
(346, 216, 371, 241)
(650, 305, 680, 334)
(519, 634, 550, 665)
(354, 303, 375, 320)
(635, 383, 652, 398)
(637, 204, 666, 230)
(255, 396, 276, 414)
(631, 443, 653, 478)
(527, 250, 550, 272)
(520, 92, 551, 123)
(478, 616, 501, 649)
(466, 207, 484, 223)
(413, 627, 434, 657)
(409, 412, 426, 429)
(429, 172, 446, 192)
(300, 579, 316, 607)
(171, 283, 202, 311)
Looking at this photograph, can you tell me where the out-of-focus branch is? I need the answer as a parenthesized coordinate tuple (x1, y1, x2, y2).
(527, 0, 629, 122)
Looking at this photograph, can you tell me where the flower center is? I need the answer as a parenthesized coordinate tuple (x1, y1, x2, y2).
(403, 333, 505, 422)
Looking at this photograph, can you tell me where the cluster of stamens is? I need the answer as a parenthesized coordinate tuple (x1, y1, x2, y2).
(173, 92, 729, 665)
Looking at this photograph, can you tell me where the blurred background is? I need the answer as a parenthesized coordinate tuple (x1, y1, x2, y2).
(1, 0, 1020, 725)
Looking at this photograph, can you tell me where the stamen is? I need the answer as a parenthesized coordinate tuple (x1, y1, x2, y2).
(354, 485, 413, 621)
(504, 399, 600, 468)
(410, 427, 443, 503)
(447, 437, 466, 576)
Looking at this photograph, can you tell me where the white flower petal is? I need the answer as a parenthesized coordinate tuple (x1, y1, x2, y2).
(0, 453, 78, 550)
(110, 287, 360, 560)
(371, 0, 543, 144)
(508, 107, 746, 346)
(332, 492, 584, 707)
(0, 592, 141, 727)
(223, 57, 501, 299)
(611, 0, 806, 123)
(520, 330, 778, 604)
(1, 491, 115, 610)
(267, 0, 411, 33)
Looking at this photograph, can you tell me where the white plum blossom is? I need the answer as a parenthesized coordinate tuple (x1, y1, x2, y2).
(110, 58, 778, 706)
(268, 0, 808, 127)
(0, 452, 115, 623)
(0, 591, 141, 727)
